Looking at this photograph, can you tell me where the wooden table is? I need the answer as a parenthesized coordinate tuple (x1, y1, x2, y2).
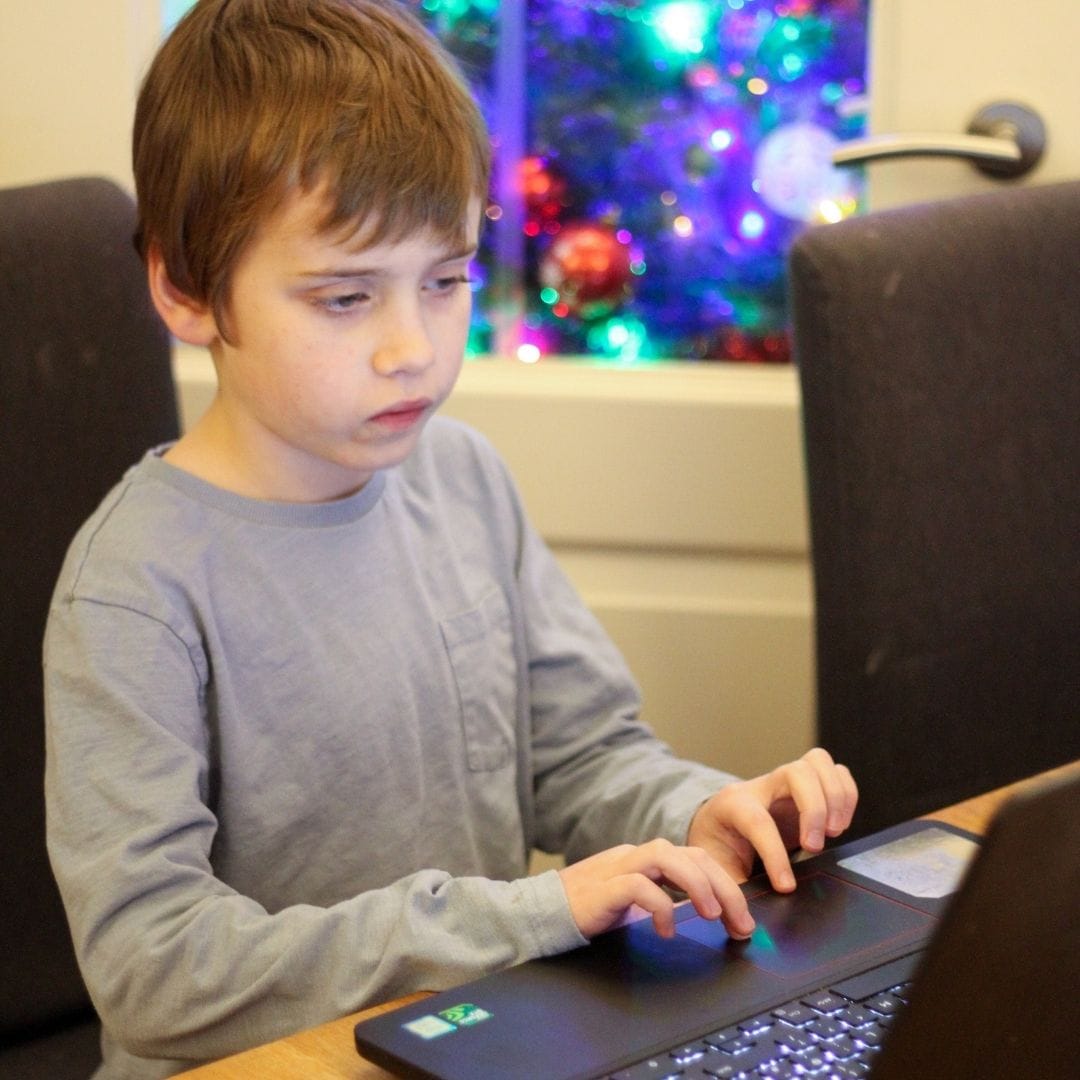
(178, 759, 1079, 1079)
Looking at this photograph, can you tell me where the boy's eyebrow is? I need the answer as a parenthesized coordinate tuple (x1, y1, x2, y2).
(300, 244, 479, 280)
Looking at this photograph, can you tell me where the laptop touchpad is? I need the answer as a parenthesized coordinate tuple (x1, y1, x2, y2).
(677, 872, 932, 978)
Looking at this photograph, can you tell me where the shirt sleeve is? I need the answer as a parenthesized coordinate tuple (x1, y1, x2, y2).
(44, 595, 584, 1067)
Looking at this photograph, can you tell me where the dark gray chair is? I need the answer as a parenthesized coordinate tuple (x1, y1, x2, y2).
(0, 177, 180, 1077)
(789, 180, 1080, 837)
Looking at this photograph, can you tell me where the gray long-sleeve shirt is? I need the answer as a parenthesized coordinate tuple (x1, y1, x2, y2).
(44, 416, 736, 1078)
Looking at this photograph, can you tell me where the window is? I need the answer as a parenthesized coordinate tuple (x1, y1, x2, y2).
(164, 0, 868, 364)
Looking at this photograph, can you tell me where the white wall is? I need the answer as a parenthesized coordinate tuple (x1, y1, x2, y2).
(0, 2, 163, 192)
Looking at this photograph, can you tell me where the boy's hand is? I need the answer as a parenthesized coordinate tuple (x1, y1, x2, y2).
(687, 747, 858, 894)
(557, 838, 756, 941)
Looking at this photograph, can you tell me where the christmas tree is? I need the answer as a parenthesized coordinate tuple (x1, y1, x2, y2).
(416, 0, 868, 364)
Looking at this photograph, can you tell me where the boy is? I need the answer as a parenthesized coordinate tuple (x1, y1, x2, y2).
(43, 2, 858, 1077)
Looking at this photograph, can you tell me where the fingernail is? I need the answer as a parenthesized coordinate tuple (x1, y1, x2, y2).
(807, 829, 824, 850)
(779, 871, 795, 891)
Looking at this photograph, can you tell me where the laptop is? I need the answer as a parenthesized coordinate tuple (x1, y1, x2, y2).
(355, 770, 1079, 1079)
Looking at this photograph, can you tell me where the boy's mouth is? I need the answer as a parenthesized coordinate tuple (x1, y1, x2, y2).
(369, 398, 432, 431)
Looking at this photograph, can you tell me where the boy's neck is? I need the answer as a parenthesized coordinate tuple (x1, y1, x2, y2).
(163, 397, 372, 504)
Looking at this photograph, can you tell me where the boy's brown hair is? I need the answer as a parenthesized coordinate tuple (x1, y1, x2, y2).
(133, 0, 491, 335)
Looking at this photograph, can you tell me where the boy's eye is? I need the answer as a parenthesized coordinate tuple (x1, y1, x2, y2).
(427, 274, 475, 295)
(319, 291, 368, 314)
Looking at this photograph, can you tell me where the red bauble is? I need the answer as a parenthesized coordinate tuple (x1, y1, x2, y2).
(520, 155, 568, 224)
(539, 222, 633, 319)
(717, 328, 792, 364)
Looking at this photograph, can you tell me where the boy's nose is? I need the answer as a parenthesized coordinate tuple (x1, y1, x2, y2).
(371, 310, 437, 377)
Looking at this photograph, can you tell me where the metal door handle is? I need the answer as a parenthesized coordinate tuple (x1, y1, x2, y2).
(833, 101, 1046, 179)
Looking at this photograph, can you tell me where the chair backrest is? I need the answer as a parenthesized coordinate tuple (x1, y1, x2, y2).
(0, 177, 179, 1043)
(789, 180, 1080, 836)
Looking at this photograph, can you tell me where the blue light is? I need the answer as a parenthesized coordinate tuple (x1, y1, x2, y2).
(739, 210, 766, 240)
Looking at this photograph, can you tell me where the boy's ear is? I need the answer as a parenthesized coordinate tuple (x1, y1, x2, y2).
(146, 246, 219, 347)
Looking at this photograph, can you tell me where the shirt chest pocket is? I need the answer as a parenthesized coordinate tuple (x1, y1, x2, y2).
(440, 590, 517, 771)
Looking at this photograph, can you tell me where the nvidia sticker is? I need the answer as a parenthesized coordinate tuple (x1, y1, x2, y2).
(403, 1003, 493, 1040)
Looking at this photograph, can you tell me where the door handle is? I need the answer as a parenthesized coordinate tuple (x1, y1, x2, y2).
(833, 101, 1046, 179)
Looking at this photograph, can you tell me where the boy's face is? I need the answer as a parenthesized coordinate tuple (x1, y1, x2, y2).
(199, 188, 481, 502)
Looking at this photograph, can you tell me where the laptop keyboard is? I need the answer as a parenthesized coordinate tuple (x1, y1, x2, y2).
(606, 955, 916, 1080)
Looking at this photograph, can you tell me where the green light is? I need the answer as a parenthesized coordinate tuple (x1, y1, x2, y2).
(730, 295, 766, 329)
(421, 0, 496, 22)
(465, 326, 486, 358)
(821, 81, 844, 106)
(539, 286, 560, 306)
(587, 316, 649, 363)
(649, 1, 712, 58)
(749, 924, 778, 952)
(780, 53, 806, 80)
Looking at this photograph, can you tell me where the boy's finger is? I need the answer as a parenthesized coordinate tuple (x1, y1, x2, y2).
(832, 763, 859, 832)
(801, 748, 857, 835)
(773, 759, 829, 853)
(607, 873, 678, 937)
(723, 795, 799, 894)
(620, 841, 756, 940)
(685, 846, 755, 938)
(628, 839, 724, 918)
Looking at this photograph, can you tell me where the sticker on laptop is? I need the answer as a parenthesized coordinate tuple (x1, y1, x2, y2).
(838, 826, 979, 898)
(403, 1003, 493, 1040)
